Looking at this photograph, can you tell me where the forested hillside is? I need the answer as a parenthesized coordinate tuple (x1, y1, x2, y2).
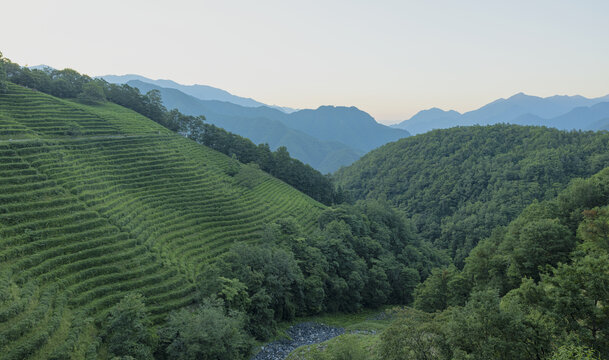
(297, 146, 609, 360)
(381, 165, 609, 359)
(0, 82, 324, 358)
(0, 76, 445, 359)
(336, 125, 609, 264)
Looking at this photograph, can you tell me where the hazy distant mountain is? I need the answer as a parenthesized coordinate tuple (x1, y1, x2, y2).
(547, 102, 609, 130)
(390, 108, 461, 134)
(102, 74, 298, 113)
(127, 80, 363, 173)
(125, 80, 408, 172)
(285, 105, 410, 153)
(395, 93, 609, 134)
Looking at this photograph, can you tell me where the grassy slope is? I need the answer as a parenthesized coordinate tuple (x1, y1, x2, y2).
(0, 83, 324, 359)
(284, 310, 393, 360)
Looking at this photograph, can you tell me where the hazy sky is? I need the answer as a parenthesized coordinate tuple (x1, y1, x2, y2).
(2, 0, 609, 124)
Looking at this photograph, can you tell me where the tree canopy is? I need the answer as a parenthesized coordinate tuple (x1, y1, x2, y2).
(336, 124, 609, 265)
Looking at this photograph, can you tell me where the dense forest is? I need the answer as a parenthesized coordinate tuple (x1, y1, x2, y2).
(377, 166, 609, 359)
(110, 200, 447, 359)
(198, 201, 445, 340)
(336, 125, 609, 265)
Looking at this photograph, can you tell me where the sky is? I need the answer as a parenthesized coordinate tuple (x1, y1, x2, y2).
(2, 0, 609, 124)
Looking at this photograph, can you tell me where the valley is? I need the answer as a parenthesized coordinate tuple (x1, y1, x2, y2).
(2, 16, 609, 357)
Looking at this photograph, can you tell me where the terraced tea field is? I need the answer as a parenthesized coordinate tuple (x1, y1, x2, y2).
(0, 83, 324, 359)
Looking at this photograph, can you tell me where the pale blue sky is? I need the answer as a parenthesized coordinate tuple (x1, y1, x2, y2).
(2, 0, 609, 124)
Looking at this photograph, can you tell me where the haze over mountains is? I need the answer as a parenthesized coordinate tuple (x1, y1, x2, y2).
(102, 73, 609, 173)
(101, 74, 297, 113)
(394, 92, 609, 135)
(103, 74, 409, 173)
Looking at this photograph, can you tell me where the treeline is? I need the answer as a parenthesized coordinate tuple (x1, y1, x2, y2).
(197, 124, 346, 204)
(0, 52, 341, 205)
(380, 168, 609, 359)
(91, 200, 446, 359)
(336, 124, 609, 265)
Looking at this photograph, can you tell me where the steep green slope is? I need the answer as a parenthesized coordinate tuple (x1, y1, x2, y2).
(335, 125, 609, 264)
(400, 168, 609, 359)
(305, 157, 609, 360)
(0, 83, 324, 359)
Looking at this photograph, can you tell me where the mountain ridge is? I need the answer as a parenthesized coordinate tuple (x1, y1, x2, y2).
(395, 92, 609, 134)
(124, 79, 408, 172)
(126, 79, 363, 173)
(102, 74, 299, 113)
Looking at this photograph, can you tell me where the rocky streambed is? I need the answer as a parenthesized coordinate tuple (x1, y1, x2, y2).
(251, 322, 345, 360)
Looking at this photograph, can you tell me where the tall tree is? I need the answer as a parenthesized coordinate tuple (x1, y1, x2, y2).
(102, 293, 157, 360)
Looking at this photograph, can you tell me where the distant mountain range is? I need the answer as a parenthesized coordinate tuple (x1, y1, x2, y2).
(394, 92, 609, 134)
(101, 76, 409, 173)
(101, 74, 298, 113)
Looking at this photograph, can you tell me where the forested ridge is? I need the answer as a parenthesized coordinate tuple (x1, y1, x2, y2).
(336, 125, 609, 265)
(295, 136, 609, 360)
(376, 166, 609, 360)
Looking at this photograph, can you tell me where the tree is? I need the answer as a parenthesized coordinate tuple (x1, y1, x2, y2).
(77, 80, 106, 104)
(159, 299, 252, 360)
(102, 294, 157, 360)
(507, 219, 574, 283)
(443, 290, 536, 360)
(0, 51, 8, 93)
(214, 243, 305, 339)
(578, 207, 609, 252)
(550, 345, 601, 360)
(414, 266, 469, 312)
(543, 252, 609, 355)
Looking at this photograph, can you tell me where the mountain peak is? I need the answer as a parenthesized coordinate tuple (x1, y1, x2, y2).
(507, 92, 534, 100)
(418, 107, 460, 116)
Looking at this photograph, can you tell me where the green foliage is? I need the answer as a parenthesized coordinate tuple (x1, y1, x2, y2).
(442, 290, 541, 360)
(78, 80, 106, 104)
(0, 51, 8, 94)
(507, 219, 574, 282)
(198, 201, 445, 341)
(550, 345, 601, 360)
(315, 335, 369, 360)
(413, 266, 469, 312)
(202, 243, 303, 339)
(288, 333, 376, 360)
(0, 82, 324, 357)
(336, 125, 609, 265)
(379, 308, 447, 360)
(461, 167, 609, 298)
(158, 299, 253, 360)
(543, 252, 609, 354)
(389, 167, 609, 359)
(578, 207, 609, 252)
(102, 293, 157, 360)
(194, 124, 341, 205)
